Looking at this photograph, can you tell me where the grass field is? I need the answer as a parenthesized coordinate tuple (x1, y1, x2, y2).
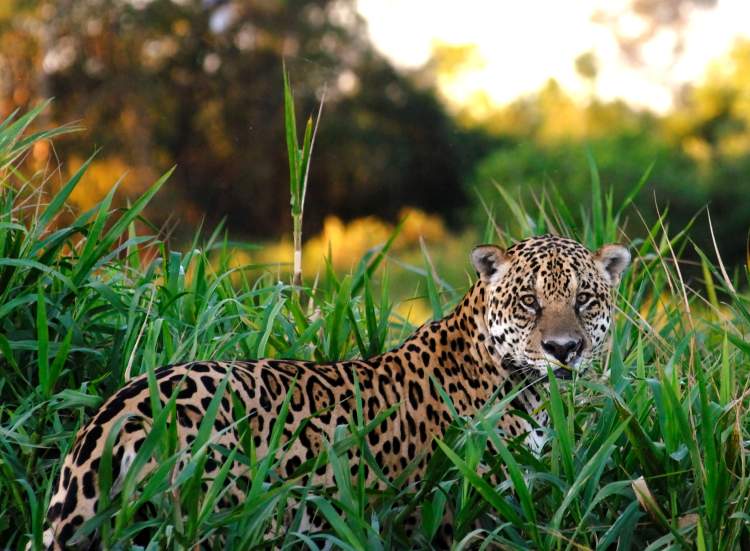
(2, 100, 750, 550)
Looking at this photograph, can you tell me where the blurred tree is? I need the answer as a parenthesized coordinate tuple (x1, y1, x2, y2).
(575, 51, 598, 101)
(574, 52, 598, 82)
(668, 39, 750, 158)
(418, 42, 491, 125)
(0, 0, 490, 239)
(592, 0, 718, 67)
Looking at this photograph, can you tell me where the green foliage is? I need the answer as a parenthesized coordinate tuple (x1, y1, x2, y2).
(2, 106, 750, 550)
(285, 66, 315, 285)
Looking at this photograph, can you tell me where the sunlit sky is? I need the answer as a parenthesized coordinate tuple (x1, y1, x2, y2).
(357, 0, 750, 113)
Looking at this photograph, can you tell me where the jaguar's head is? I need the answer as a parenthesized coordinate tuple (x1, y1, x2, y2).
(471, 235, 630, 379)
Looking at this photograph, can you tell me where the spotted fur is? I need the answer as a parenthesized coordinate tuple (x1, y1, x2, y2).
(39, 235, 629, 549)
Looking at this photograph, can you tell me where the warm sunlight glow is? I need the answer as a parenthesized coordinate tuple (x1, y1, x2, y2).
(357, 0, 750, 113)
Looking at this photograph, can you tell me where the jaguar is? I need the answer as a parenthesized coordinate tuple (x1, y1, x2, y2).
(40, 234, 630, 549)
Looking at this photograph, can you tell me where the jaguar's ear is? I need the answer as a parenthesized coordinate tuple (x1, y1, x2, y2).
(471, 245, 508, 283)
(594, 244, 631, 285)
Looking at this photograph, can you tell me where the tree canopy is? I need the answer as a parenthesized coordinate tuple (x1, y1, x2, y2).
(0, 0, 493, 239)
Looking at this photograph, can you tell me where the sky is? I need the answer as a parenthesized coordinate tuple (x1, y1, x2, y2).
(356, 0, 750, 114)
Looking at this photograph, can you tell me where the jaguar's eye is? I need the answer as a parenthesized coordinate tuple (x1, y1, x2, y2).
(520, 295, 538, 309)
(576, 292, 592, 306)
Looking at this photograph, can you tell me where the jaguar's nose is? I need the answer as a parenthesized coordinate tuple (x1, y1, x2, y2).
(542, 336, 583, 364)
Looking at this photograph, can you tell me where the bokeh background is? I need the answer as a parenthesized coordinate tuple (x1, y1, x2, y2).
(3, 0, 750, 318)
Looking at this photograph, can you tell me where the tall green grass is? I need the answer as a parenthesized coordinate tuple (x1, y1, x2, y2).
(1, 100, 749, 550)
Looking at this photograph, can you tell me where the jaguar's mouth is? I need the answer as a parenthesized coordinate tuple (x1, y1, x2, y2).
(552, 367, 574, 380)
(501, 356, 581, 382)
(550, 353, 586, 380)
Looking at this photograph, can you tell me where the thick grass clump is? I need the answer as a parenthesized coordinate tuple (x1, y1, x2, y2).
(1, 102, 750, 550)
